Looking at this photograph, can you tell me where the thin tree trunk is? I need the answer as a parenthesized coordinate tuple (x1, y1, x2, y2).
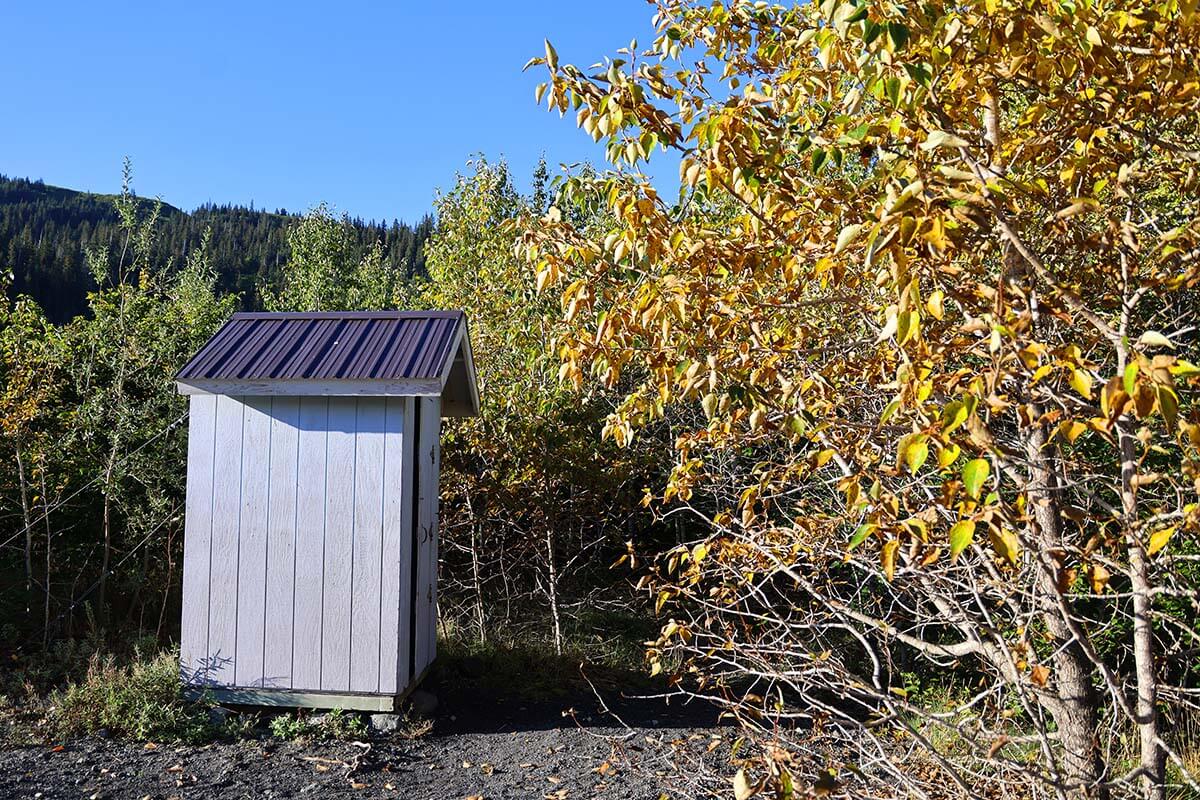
(544, 526, 562, 656)
(1116, 213, 1165, 800)
(40, 465, 53, 649)
(463, 488, 487, 645)
(1026, 421, 1109, 800)
(15, 444, 34, 595)
(470, 525, 486, 645)
(98, 452, 116, 623)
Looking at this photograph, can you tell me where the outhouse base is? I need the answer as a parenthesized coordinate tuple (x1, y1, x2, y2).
(184, 663, 435, 712)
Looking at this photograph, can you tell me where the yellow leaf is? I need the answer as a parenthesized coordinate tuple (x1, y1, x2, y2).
(962, 458, 989, 499)
(926, 290, 945, 320)
(881, 539, 900, 581)
(988, 527, 1021, 566)
(938, 442, 961, 468)
(1147, 526, 1176, 557)
(1069, 368, 1094, 400)
(1059, 420, 1088, 443)
(905, 437, 929, 474)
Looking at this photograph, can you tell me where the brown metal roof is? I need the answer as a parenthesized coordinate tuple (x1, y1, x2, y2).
(176, 311, 466, 382)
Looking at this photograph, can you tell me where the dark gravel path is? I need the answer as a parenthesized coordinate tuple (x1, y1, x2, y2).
(0, 691, 732, 799)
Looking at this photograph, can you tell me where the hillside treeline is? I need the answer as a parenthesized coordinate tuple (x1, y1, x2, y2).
(0, 174, 433, 321)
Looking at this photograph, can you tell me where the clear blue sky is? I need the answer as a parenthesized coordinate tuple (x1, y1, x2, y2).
(2, 1, 661, 223)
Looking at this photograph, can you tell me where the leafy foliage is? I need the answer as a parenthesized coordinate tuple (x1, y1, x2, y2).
(523, 0, 1200, 796)
(261, 202, 406, 311)
(416, 158, 662, 652)
(0, 165, 236, 639)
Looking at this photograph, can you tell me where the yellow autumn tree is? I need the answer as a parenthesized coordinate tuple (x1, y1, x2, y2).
(522, 1, 1200, 797)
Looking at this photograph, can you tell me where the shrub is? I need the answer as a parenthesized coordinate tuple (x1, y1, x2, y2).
(51, 648, 211, 743)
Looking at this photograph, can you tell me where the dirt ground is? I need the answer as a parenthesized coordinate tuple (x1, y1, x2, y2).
(0, 687, 733, 800)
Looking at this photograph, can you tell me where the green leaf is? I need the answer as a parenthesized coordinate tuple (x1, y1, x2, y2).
(949, 520, 976, 560)
(887, 21, 910, 50)
(1123, 362, 1138, 395)
(848, 523, 875, 551)
(1157, 386, 1179, 430)
(863, 19, 883, 45)
(941, 400, 968, 432)
(962, 458, 989, 499)
(884, 77, 901, 107)
(1172, 359, 1200, 378)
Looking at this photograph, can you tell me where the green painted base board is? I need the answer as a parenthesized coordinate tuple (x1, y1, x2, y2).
(183, 663, 435, 712)
(184, 686, 396, 712)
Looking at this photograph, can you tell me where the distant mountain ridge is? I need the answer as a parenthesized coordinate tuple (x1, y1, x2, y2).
(0, 174, 433, 322)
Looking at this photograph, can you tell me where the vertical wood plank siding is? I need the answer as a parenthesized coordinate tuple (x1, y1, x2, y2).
(207, 395, 244, 685)
(382, 397, 413, 694)
(292, 397, 328, 689)
(181, 396, 413, 695)
(414, 396, 441, 676)
(180, 395, 216, 683)
(234, 397, 272, 687)
(263, 397, 300, 688)
(321, 398, 357, 692)
(350, 400, 385, 692)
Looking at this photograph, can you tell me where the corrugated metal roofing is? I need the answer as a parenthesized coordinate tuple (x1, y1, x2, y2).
(176, 311, 466, 382)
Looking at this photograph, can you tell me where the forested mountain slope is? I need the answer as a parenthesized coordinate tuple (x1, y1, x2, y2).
(0, 174, 432, 321)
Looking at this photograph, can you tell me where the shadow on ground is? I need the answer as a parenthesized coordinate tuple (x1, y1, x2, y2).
(425, 638, 725, 736)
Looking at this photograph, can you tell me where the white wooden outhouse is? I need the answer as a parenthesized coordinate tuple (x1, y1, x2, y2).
(174, 311, 478, 710)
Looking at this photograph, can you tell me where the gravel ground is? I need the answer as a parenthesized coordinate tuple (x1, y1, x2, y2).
(0, 691, 732, 800)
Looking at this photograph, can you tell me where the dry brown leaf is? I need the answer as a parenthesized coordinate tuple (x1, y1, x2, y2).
(1031, 664, 1051, 687)
(987, 735, 1011, 758)
(165, 764, 184, 773)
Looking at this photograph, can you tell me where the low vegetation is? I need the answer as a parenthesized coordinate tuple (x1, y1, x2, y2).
(50, 649, 212, 743)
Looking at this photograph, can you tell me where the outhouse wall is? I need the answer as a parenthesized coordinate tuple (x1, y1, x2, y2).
(180, 393, 441, 701)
